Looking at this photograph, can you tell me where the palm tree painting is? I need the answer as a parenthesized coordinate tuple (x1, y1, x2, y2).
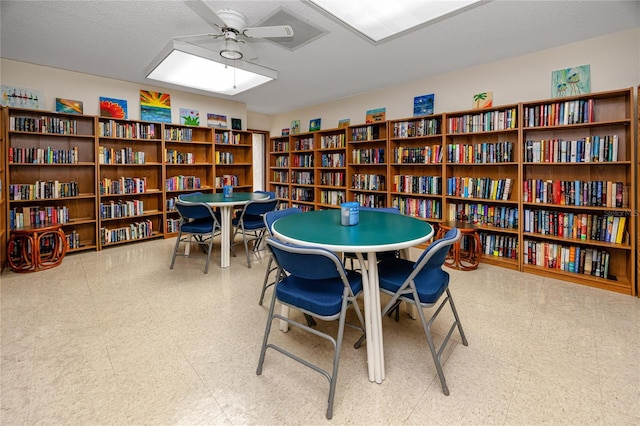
(552, 65, 590, 98)
(473, 91, 493, 109)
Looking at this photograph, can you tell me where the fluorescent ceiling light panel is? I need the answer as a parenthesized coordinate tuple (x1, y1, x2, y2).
(145, 41, 277, 96)
(309, 0, 482, 42)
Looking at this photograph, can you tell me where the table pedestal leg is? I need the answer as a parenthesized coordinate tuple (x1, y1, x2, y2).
(357, 252, 385, 383)
(220, 206, 232, 268)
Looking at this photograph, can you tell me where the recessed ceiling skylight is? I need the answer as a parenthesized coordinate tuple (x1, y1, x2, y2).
(308, 0, 483, 43)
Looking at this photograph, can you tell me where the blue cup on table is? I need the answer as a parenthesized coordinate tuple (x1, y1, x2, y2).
(223, 185, 233, 198)
(340, 202, 359, 226)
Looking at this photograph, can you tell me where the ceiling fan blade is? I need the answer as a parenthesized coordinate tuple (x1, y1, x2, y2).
(243, 25, 294, 38)
(183, 0, 227, 29)
(174, 32, 223, 44)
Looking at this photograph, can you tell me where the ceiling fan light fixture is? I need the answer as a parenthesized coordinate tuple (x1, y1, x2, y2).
(220, 38, 243, 60)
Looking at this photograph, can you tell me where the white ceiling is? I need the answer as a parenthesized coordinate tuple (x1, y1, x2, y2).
(1, 1, 639, 115)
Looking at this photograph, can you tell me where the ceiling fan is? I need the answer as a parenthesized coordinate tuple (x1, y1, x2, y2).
(181, 0, 294, 62)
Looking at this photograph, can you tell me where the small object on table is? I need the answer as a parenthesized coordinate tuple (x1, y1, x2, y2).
(436, 221, 481, 271)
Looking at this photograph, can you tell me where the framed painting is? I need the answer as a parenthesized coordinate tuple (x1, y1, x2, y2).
(99, 97, 128, 119)
(140, 90, 171, 123)
(552, 64, 590, 98)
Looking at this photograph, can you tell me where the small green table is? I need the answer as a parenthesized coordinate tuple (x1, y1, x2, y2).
(273, 209, 434, 384)
(181, 192, 269, 268)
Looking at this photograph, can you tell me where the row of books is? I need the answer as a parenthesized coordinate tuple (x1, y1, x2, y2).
(165, 150, 195, 165)
(275, 186, 289, 199)
(319, 190, 346, 206)
(446, 177, 512, 201)
(478, 232, 518, 259)
(292, 171, 313, 185)
(164, 175, 199, 191)
(352, 148, 385, 164)
(166, 218, 181, 233)
(392, 196, 441, 219)
(351, 125, 380, 141)
(393, 145, 442, 164)
(392, 117, 441, 138)
(9, 181, 79, 200)
(214, 132, 242, 144)
(393, 175, 441, 195)
(523, 239, 611, 279)
(446, 141, 514, 164)
(10, 115, 80, 135)
(215, 151, 234, 164)
(101, 177, 148, 195)
(292, 153, 314, 167)
(99, 146, 145, 164)
(292, 203, 314, 212)
(448, 203, 518, 230)
(320, 171, 345, 186)
(9, 146, 79, 164)
(99, 120, 158, 139)
(274, 156, 289, 167)
(352, 174, 386, 191)
(353, 193, 386, 208)
(320, 133, 346, 149)
(523, 209, 627, 244)
(321, 152, 345, 167)
(67, 230, 81, 250)
(272, 171, 289, 184)
(166, 196, 178, 212)
(272, 140, 289, 152)
(447, 107, 518, 134)
(100, 199, 145, 219)
(292, 188, 313, 202)
(9, 205, 70, 229)
(164, 127, 193, 142)
(9, 235, 61, 259)
(523, 99, 595, 128)
(524, 135, 619, 163)
(522, 179, 627, 208)
(100, 220, 154, 244)
(294, 137, 314, 151)
(215, 175, 238, 187)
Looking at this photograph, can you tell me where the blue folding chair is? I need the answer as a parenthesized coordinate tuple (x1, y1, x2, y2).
(376, 227, 467, 395)
(343, 206, 401, 270)
(259, 207, 303, 305)
(170, 196, 221, 274)
(257, 238, 366, 420)
(231, 197, 279, 268)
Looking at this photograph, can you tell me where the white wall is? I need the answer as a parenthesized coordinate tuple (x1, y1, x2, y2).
(0, 59, 248, 128)
(269, 28, 640, 135)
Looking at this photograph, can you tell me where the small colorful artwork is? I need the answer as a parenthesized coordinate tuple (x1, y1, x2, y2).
(231, 118, 242, 130)
(309, 118, 321, 132)
(282, 128, 290, 136)
(414, 94, 434, 116)
(56, 98, 83, 115)
(366, 107, 386, 123)
(99, 97, 128, 119)
(1, 85, 44, 109)
(207, 113, 227, 128)
(140, 90, 171, 123)
(473, 91, 493, 109)
(338, 118, 350, 128)
(180, 108, 200, 126)
(552, 64, 591, 98)
(291, 120, 300, 135)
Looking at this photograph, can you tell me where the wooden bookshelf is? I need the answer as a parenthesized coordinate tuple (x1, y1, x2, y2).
(315, 127, 347, 209)
(289, 131, 315, 211)
(268, 134, 291, 204)
(6, 108, 99, 254)
(214, 128, 254, 193)
(0, 107, 6, 269)
(443, 104, 521, 270)
(388, 114, 445, 224)
(520, 88, 636, 295)
(346, 122, 388, 208)
(164, 124, 214, 237)
(97, 118, 164, 248)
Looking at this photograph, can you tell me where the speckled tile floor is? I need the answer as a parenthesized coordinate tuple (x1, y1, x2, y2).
(2, 237, 639, 425)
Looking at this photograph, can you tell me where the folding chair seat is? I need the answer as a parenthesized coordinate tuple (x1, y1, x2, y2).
(231, 197, 279, 267)
(170, 197, 221, 274)
(343, 206, 401, 270)
(377, 227, 468, 395)
(259, 207, 303, 305)
(257, 238, 366, 420)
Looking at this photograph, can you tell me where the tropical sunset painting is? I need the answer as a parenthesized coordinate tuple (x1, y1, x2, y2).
(56, 98, 83, 115)
(473, 91, 493, 109)
(99, 97, 128, 119)
(140, 90, 171, 123)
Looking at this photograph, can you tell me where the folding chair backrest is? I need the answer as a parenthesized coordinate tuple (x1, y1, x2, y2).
(254, 190, 277, 199)
(243, 198, 279, 217)
(414, 228, 461, 271)
(266, 238, 345, 281)
(264, 207, 303, 236)
(176, 200, 216, 222)
(178, 191, 203, 201)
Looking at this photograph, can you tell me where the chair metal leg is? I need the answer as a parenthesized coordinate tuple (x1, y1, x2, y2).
(259, 257, 275, 305)
(170, 230, 184, 269)
(203, 232, 214, 274)
(256, 284, 279, 376)
(446, 288, 468, 346)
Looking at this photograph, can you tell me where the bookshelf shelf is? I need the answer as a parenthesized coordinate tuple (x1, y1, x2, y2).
(213, 128, 253, 193)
